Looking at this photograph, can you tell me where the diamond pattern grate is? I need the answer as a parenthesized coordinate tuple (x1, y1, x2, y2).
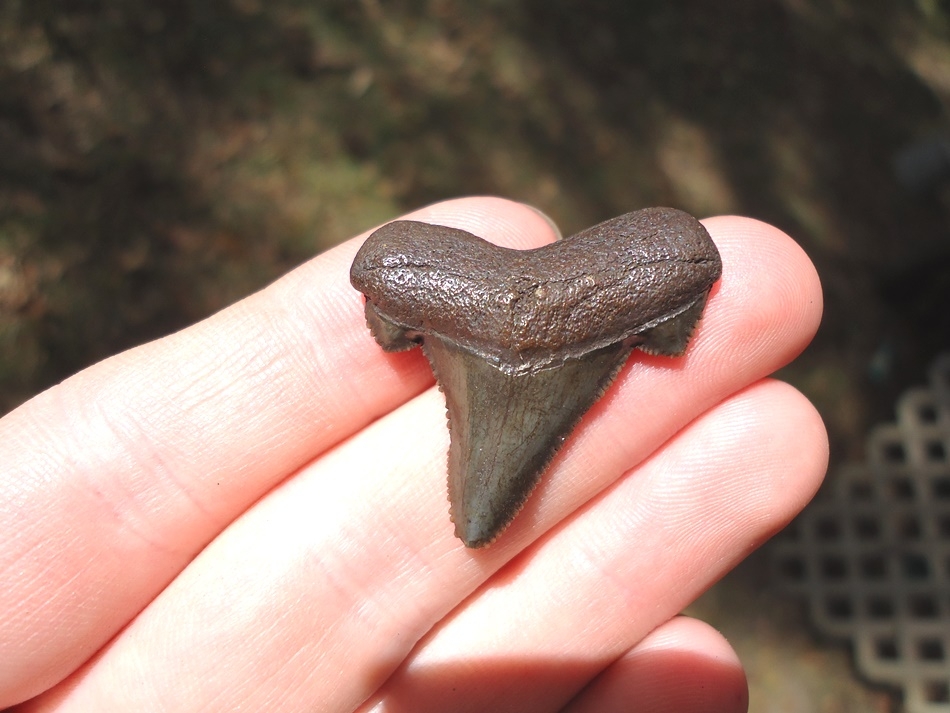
(772, 354, 950, 713)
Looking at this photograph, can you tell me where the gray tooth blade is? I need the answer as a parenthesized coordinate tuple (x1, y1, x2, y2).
(423, 338, 633, 548)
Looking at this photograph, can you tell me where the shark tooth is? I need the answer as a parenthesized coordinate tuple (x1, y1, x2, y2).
(350, 207, 722, 548)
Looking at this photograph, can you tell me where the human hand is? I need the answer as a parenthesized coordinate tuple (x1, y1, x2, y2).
(0, 197, 826, 712)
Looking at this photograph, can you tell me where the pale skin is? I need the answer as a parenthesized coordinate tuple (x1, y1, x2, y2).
(0, 197, 827, 713)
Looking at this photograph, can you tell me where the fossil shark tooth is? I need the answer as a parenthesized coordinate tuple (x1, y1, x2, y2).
(350, 207, 722, 548)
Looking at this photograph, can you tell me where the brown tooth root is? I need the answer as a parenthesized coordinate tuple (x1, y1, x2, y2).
(349, 207, 722, 548)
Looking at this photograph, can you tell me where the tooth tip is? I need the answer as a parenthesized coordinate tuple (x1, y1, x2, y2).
(456, 519, 497, 549)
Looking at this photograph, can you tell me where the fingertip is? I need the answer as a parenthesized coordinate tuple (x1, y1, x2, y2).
(703, 215, 823, 337)
(753, 379, 829, 528)
(692, 216, 822, 387)
(676, 379, 828, 548)
(567, 616, 748, 713)
(392, 196, 563, 249)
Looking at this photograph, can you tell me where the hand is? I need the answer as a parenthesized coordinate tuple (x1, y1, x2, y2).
(0, 197, 826, 712)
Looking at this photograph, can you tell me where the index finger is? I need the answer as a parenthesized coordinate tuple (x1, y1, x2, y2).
(0, 196, 560, 706)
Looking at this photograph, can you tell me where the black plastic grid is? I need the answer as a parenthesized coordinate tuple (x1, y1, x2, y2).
(772, 354, 950, 713)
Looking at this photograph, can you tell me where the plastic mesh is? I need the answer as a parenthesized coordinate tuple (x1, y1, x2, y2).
(773, 354, 950, 713)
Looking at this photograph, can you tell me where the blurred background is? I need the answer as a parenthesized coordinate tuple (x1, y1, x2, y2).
(3, 1, 950, 710)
